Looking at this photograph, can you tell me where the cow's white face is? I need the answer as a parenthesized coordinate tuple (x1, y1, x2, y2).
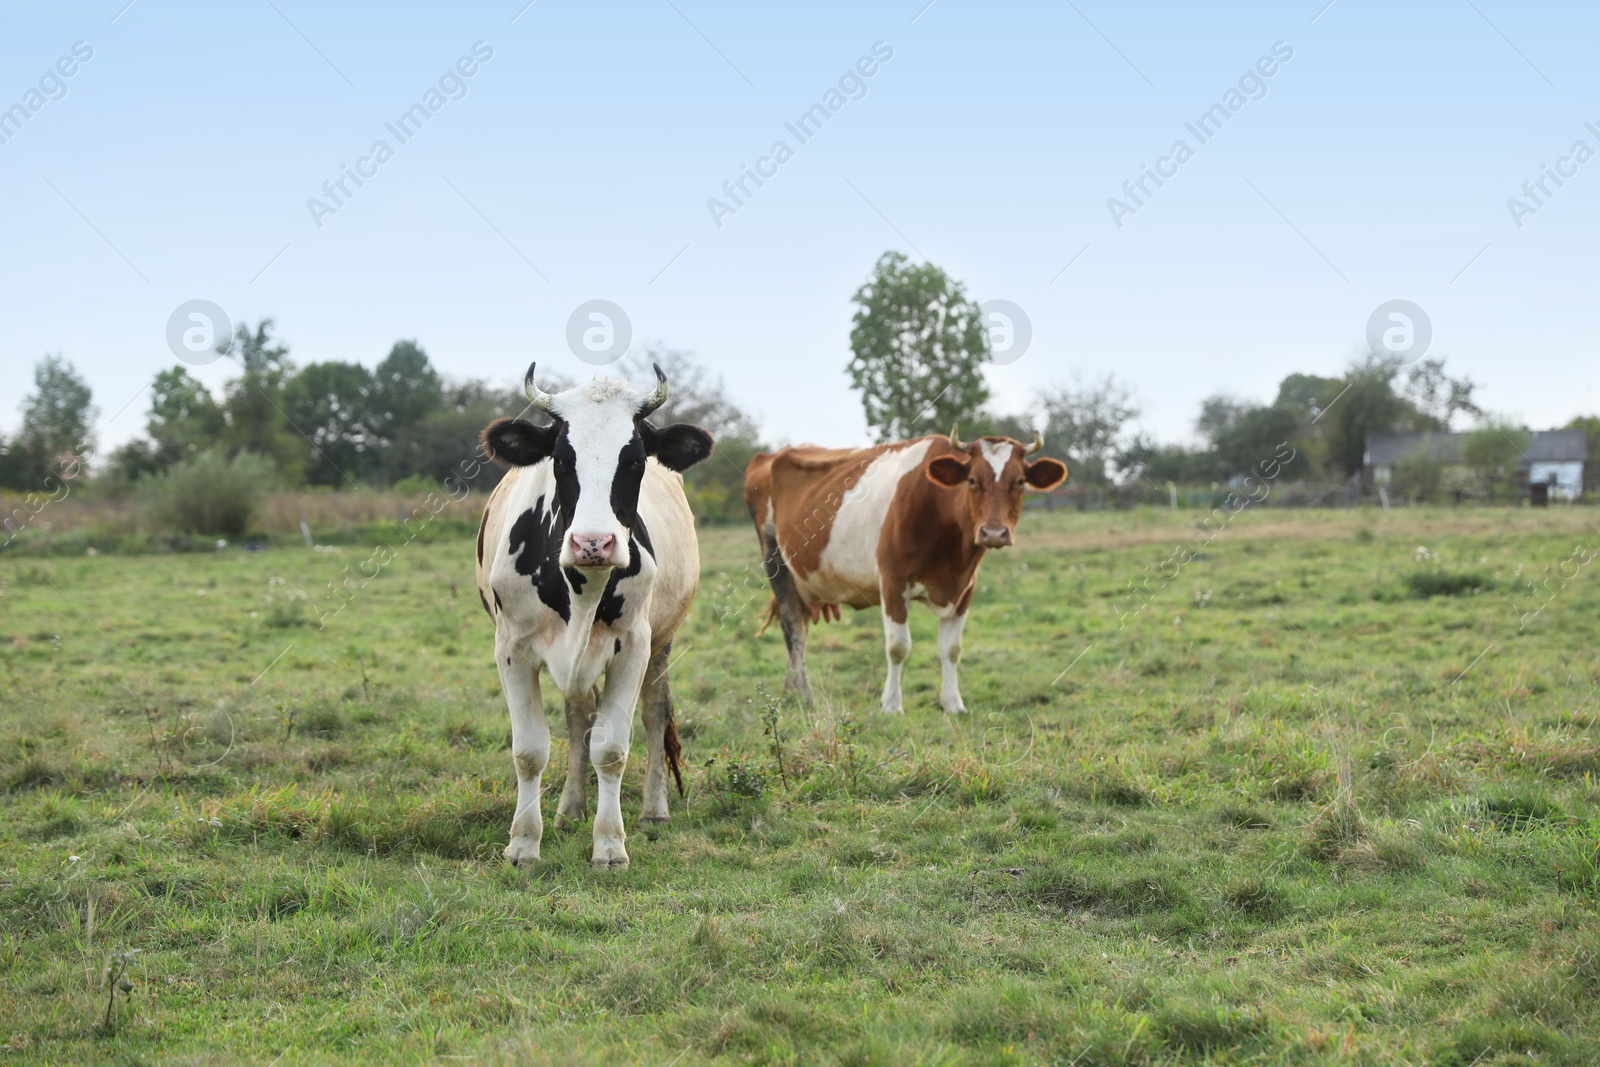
(482, 367, 714, 571)
(551, 380, 654, 568)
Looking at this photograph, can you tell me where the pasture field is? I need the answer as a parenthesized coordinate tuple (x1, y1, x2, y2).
(2, 505, 1600, 1065)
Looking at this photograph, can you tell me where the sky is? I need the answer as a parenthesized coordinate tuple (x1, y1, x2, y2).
(2, 0, 1597, 453)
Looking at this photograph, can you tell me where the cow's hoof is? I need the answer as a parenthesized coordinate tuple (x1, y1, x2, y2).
(591, 853, 630, 870)
(640, 815, 669, 827)
(505, 838, 541, 867)
(554, 810, 585, 830)
(881, 703, 905, 715)
(942, 702, 968, 715)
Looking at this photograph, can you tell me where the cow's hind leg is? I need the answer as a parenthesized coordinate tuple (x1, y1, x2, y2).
(555, 686, 598, 828)
(496, 638, 550, 866)
(761, 525, 813, 702)
(640, 643, 682, 825)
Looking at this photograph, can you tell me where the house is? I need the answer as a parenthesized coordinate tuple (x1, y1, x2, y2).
(1364, 428, 1588, 500)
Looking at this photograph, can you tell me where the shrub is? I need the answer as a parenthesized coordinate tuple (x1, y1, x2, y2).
(139, 450, 276, 537)
(709, 757, 767, 813)
(1406, 568, 1493, 598)
(720, 759, 766, 800)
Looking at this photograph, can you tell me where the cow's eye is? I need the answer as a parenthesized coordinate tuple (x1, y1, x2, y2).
(967, 477, 978, 488)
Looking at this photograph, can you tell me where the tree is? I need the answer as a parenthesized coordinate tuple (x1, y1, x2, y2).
(1272, 373, 1344, 480)
(1274, 374, 1346, 424)
(1401, 358, 1480, 430)
(1195, 394, 1253, 450)
(20, 354, 96, 456)
(384, 370, 573, 490)
(1213, 405, 1300, 481)
(1191, 393, 1304, 482)
(1463, 418, 1530, 499)
(1322, 356, 1421, 477)
(847, 251, 990, 442)
(1121, 438, 1211, 485)
(147, 367, 226, 467)
(220, 319, 302, 477)
(0, 354, 96, 488)
(1035, 375, 1140, 487)
(283, 361, 375, 486)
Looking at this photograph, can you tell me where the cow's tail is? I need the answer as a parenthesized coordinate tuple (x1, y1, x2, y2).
(664, 698, 684, 797)
(756, 594, 780, 636)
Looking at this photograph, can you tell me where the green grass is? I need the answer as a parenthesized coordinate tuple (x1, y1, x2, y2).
(2, 505, 1599, 1064)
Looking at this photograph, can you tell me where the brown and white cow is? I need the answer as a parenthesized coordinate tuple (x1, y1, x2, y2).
(744, 427, 1067, 713)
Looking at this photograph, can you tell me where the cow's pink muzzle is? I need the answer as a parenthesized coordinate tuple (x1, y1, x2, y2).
(569, 532, 617, 567)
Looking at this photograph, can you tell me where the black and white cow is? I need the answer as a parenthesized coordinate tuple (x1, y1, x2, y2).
(476, 364, 713, 868)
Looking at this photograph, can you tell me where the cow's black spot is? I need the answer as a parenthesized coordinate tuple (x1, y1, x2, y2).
(609, 432, 650, 530)
(597, 517, 653, 627)
(551, 430, 581, 520)
(614, 638, 622, 654)
(493, 591, 503, 611)
(506, 495, 572, 623)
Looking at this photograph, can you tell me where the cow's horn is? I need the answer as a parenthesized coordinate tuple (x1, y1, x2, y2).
(638, 362, 669, 417)
(949, 423, 966, 450)
(1024, 430, 1044, 455)
(524, 362, 555, 411)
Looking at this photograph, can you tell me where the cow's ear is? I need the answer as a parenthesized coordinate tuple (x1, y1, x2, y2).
(927, 456, 970, 487)
(482, 418, 558, 468)
(1023, 457, 1068, 491)
(644, 423, 714, 472)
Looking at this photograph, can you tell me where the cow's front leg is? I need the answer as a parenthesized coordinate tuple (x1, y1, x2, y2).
(879, 594, 911, 714)
(937, 610, 969, 715)
(496, 638, 549, 866)
(556, 686, 597, 828)
(591, 636, 648, 868)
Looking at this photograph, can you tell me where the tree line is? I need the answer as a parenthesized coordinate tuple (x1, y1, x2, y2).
(0, 323, 764, 532)
(3, 250, 1596, 537)
(843, 250, 1597, 497)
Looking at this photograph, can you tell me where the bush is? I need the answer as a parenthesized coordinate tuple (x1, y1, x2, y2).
(139, 451, 276, 537)
(1406, 569, 1493, 598)
(709, 757, 767, 813)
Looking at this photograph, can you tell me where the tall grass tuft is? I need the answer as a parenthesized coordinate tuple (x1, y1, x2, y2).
(1306, 753, 1365, 860)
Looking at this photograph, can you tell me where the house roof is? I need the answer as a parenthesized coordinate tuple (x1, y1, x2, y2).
(1523, 428, 1589, 462)
(1366, 432, 1461, 465)
(1365, 429, 1588, 467)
